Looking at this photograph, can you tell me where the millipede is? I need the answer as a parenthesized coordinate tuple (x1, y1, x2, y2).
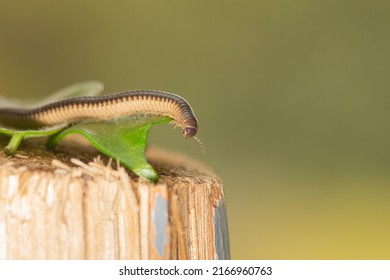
(0, 90, 204, 151)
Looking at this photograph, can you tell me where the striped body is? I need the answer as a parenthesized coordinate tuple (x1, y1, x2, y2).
(0, 90, 198, 138)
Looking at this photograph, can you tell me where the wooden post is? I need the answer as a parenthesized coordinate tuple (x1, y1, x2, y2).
(0, 138, 230, 260)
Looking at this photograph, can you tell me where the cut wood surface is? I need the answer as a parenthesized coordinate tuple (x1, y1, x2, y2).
(0, 136, 230, 260)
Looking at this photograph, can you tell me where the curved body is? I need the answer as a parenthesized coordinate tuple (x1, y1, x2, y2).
(0, 90, 198, 138)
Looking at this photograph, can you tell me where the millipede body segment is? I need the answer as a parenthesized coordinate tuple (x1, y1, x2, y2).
(0, 90, 198, 138)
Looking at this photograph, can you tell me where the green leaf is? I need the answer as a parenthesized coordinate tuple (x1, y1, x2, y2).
(48, 116, 171, 183)
(0, 126, 67, 155)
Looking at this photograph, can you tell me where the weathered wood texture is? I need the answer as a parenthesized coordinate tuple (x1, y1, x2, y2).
(0, 137, 229, 260)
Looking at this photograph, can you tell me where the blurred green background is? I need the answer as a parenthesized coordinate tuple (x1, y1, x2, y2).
(1, 1, 390, 259)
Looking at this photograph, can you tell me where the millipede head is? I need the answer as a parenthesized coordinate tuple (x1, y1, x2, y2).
(180, 125, 205, 153)
(182, 118, 198, 139)
(183, 126, 198, 139)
